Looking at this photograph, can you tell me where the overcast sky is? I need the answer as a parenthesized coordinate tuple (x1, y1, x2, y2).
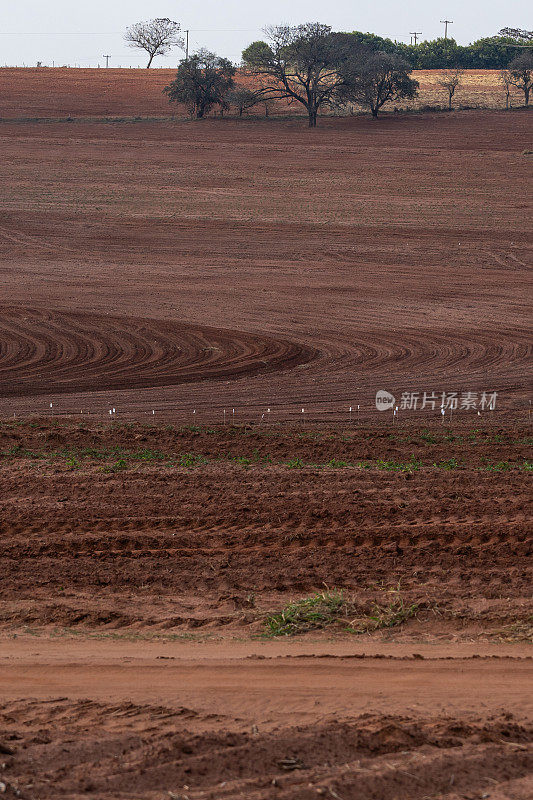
(1, 0, 530, 67)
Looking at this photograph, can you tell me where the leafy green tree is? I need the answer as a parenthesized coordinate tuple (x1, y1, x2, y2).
(164, 50, 236, 118)
(467, 36, 522, 68)
(410, 38, 466, 69)
(349, 31, 399, 54)
(338, 52, 418, 117)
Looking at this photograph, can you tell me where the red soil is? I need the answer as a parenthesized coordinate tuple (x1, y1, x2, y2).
(0, 110, 531, 422)
(0, 67, 517, 119)
(0, 106, 531, 797)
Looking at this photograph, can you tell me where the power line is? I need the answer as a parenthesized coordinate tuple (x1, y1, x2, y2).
(0, 28, 263, 35)
(409, 31, 422, 45)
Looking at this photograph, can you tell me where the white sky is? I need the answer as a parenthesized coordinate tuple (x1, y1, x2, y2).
(1, 0, 531, 67)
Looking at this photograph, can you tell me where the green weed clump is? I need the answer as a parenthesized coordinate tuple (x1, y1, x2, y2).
(179, 452, 208, 468)
(286, 457, 305, 469)
(265, 590, 344, 636)
(265, 587, 419, 637)
(102, 458, 128, 473)
(376, 455, 422, 473)
(434, 457, 461, 469)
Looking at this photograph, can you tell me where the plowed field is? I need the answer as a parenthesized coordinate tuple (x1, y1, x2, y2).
(0, 103, 531, 798)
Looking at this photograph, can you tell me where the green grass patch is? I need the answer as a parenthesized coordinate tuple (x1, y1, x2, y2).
(265, 590, 345, 636)
(264, 587, 420, 637)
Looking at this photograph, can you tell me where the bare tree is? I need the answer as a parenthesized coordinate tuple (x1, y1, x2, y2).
(505, 51, 533, 106)
(437, 68, 463, 110)
(499, 69, 513, 108)
(125, 18, 184, 68)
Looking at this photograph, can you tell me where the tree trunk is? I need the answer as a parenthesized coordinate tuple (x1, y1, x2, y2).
(146, 53, 154, 69)
(308, 108, 317, 127)
(371, 107, 379, 118)
(525, 87, 530, 107)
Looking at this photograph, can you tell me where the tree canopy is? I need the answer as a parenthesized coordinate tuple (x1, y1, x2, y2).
(337, 52, 418, 117)
(124, 18, 184, 68)
(349, 30, 532, 69)
(505, 50, 533, 105)
(164, 50, 236, 118)
(242, 23, 361, 127)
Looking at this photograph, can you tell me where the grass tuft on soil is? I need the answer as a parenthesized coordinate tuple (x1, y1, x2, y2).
(264, 587, 419, 637)
(265, 590, 345, 636)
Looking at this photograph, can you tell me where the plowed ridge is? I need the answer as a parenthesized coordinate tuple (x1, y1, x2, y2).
(0, 308, 317, 397)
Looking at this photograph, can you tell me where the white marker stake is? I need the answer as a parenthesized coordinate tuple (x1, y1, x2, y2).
(113, 408, 116, 414)
(441, 408, 445, 425)
(349, 406, 352, 424)
(232, 408, 235, 423)
(152, 410, 155, 416)
(223, 409, 226, 426)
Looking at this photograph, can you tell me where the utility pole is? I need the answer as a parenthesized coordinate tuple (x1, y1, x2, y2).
(185, 30, 189, 61)
(103, 54, 111, 68)
(440, 20, 453, 40)
(410, 31, 422, 45)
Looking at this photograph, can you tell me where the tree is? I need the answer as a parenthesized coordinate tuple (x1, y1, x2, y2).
(224, 87, 261, 116)
(338, 52, 418, 117)
(349, 31, 399, 55)
(498, 28, 533, 42)
(466, 36, 523, 69)
(242, 23, 359, 127)
(499, 69, 513, 108)
(505, 51, 533, 105)
(406, 37, 466, 69)
(125, 18, 183, 68)
(164, 50, 236, 118)
(437, 68, 464, 110)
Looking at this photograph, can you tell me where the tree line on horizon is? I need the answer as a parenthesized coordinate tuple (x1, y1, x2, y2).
(124, 20, 533, 126)
(347, 27, 533, 70)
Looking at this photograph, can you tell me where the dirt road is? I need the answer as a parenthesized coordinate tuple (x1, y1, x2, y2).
(1, 637, 532, 799)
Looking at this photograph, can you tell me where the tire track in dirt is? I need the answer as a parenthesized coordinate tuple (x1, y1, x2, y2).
(0, 697, 532, 799)
(0, 307, 317, 397)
